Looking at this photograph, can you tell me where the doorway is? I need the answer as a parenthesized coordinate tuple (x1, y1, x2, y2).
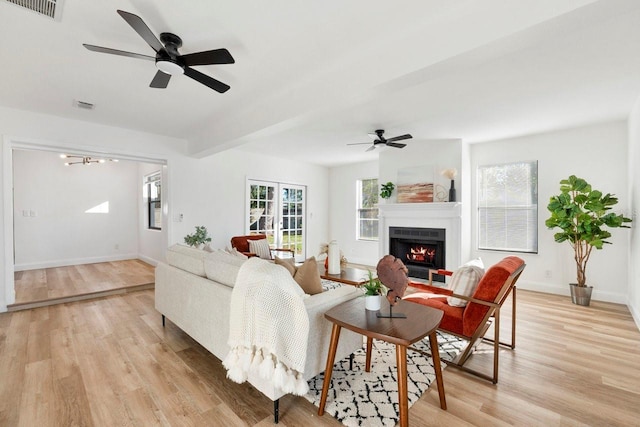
(246, 180, 306, 259)
(5, 144, 168, 309)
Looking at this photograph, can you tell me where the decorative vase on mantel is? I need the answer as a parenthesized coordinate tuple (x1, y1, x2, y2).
(449, 180, 456, 202)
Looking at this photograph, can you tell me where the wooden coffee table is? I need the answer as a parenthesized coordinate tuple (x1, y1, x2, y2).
(318, 298, 446, 427)
(319, 265, 373, 286)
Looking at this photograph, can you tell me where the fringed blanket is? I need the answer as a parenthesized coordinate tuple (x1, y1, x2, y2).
(223, 257, 310, 395)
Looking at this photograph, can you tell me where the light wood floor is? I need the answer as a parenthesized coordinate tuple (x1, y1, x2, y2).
(0, 288, 638, 426)
(11, 260, 155, 310)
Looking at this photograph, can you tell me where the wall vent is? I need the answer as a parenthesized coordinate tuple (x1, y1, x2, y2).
(74, 100, 95, 110)
(4, 0, 64, 21)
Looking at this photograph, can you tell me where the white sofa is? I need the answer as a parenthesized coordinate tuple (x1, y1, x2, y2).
(155, 245, 362, 422)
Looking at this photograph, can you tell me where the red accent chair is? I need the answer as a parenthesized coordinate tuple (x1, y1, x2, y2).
(405, 256, 525, 383)
(230, 234, 294, 259)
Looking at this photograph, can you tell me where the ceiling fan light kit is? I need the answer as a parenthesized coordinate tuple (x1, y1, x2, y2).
(347, 129, 413, 152)
(83, 10, 234, 93)
(60, 154, 118, 166)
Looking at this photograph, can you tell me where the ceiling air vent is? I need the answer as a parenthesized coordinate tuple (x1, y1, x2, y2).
(74, 100, 95, 110)
(4, 0, 64, 21)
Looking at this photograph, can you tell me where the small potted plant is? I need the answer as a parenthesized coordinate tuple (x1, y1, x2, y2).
(360, 270, 387, 311)
(184, 225, 212, 249)
(545, 175, 631, 306)
(380, 182, 395, 199)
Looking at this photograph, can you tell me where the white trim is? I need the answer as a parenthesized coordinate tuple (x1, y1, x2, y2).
(138, 254, 159, 267)
(14, 253, 140, 271)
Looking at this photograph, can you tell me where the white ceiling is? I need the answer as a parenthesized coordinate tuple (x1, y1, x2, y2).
(2, 0, 640, 166)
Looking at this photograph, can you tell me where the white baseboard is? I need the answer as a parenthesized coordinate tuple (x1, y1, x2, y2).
(14, 253, 139, 271)
(628, 301, 640, 332)
(517, 279, 628, 305)
(138, 254, 159, 267)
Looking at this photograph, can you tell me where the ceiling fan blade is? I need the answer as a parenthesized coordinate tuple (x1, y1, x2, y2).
(386, 142, 407, 149)
(386, 134, 413, 142)
(347, 142, 374, 146)
(181, 48, 235, 66)
(150, 71, 171, 88)
(117, 10, 163, 52)
(366, 145, 377, 152)
(83, 44, 155, 61)
(367, 133, 378, 140)
(184, 67, 230, 93)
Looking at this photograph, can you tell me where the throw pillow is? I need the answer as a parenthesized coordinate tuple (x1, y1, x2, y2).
(204, 250, 247, 287)
(293, 256, 323, 295)
(225, 246, 249, 259)
(248, 238, 272, 260)
(165, 244, 208, 277)
(447, 258, 485, 307)
(275, 256, 297, 276)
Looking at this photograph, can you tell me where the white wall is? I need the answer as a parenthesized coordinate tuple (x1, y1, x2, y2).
(328, 160, 379, 265)
(627, 97, 640, 327)
(13, 149, 139, 269)
(470, 121, 630, 304)
(167, 148, 329, 260)
(138, 162, 166, 266)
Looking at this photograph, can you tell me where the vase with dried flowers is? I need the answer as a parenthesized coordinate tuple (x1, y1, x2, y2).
(441, 168, 458, 202)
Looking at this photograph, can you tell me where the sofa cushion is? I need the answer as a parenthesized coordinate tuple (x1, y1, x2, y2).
(447, 258, 485, 307)
(275, 256, 297, 276)
(249, 238, 272, 259)
(204, 250, 247, 287)
(225, 246, 249, 259)
(166, 244, 208, 277)
(293, 257, 323, 295)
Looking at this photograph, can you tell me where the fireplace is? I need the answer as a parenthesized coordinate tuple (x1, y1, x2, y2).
(389, 226, 446, 282)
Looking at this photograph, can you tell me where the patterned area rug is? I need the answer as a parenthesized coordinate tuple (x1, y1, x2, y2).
(304, 331, 465, 427)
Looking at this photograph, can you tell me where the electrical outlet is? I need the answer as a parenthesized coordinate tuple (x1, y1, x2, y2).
(545, 270, 552, 279)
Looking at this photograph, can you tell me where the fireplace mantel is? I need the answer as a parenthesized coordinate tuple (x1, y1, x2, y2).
(378, 202, 462, 272)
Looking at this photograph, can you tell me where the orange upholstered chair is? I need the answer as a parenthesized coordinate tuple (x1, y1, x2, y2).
(405, 256, 525, 383)
(230, 234, 294, 259)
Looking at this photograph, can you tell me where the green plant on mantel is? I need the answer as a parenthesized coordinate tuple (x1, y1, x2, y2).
(380, 182, 395, 199)
(184, 225, 212, 248)
(360, 270, 387, 296)
(545, 175, 631, 287)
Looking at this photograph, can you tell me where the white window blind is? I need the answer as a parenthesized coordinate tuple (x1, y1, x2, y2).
(477, 161, 538, 253)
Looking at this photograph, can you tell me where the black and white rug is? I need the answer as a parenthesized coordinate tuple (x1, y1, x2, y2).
(304, 331, 465, 427)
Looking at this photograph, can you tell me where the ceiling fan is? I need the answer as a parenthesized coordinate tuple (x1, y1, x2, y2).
(348, 129, 413, 152)
(83, 10, 235, 93)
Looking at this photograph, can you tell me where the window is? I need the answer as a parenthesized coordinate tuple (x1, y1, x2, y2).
(145, 172, 161, 230)
(477, 161, 537, 253)
(357, 178, 379, 240)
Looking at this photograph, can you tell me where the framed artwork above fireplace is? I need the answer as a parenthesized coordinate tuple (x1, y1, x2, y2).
(397, 165, 434, 203)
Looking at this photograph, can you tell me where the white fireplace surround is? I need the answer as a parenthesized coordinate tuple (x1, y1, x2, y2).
(378, 202, 462, 274)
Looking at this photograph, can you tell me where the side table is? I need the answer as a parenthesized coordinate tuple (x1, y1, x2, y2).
(318, 298, 446, 427)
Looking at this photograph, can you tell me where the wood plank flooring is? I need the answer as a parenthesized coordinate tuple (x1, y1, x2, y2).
(11, 260, 155, 310)
(0, 288, 638, 426)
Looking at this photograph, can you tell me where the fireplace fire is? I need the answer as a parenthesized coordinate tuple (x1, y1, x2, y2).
(389, 227, 446, 281)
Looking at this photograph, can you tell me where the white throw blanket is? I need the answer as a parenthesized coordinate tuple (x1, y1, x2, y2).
(223, 257, 310, 395)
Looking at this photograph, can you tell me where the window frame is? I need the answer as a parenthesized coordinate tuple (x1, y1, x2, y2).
(477, 160, 538, 254)
(145, 172, 162, 231)
(356, 178, 379, 241)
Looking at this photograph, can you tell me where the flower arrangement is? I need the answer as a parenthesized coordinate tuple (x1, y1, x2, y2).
(441, 168, 457, 180)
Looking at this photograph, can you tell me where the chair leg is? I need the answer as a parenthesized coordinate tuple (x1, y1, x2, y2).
(511, 286, 517, 349)
(492, 309, 500, 384)
(162, 314, 165, 327)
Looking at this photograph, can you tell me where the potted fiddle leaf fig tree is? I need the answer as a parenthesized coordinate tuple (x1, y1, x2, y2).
(545, 175, 632, 306)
